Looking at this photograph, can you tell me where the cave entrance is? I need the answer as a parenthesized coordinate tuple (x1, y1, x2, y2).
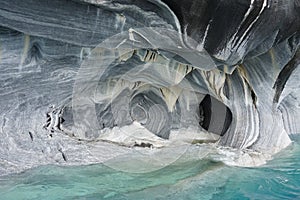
(199, 95, 232, 136)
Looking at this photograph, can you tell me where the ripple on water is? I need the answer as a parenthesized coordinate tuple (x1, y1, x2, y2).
(0, 136, 299, 200)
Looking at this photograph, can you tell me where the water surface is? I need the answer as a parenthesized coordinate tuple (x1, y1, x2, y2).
(0, 136, 299, 200)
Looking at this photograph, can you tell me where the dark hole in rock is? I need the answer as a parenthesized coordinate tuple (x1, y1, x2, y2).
(133, 142, 153, 148)
(199, 95, 232, 136)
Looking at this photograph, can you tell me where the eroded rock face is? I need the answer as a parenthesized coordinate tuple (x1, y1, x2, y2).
(0, 0, 299, 174)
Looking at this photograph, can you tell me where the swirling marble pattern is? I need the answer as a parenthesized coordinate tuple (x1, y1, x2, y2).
(0, 0, 299, 174)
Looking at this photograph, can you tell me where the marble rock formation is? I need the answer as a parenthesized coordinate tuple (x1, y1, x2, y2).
(0, 0, 299, 173)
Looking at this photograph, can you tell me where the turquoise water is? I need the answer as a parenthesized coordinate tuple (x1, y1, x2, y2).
(0, 136, 299, 200)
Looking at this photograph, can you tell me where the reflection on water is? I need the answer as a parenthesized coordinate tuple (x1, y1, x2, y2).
(0, 136, 299, 200)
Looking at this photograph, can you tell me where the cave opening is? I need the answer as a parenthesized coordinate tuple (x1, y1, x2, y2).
(199, 94, 232, 136)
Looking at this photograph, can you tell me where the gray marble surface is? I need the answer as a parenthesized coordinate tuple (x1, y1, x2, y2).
(0, 0, 299, 174)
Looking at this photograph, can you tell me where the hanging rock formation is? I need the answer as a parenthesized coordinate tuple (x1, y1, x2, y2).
(0, 0, 299, 174)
